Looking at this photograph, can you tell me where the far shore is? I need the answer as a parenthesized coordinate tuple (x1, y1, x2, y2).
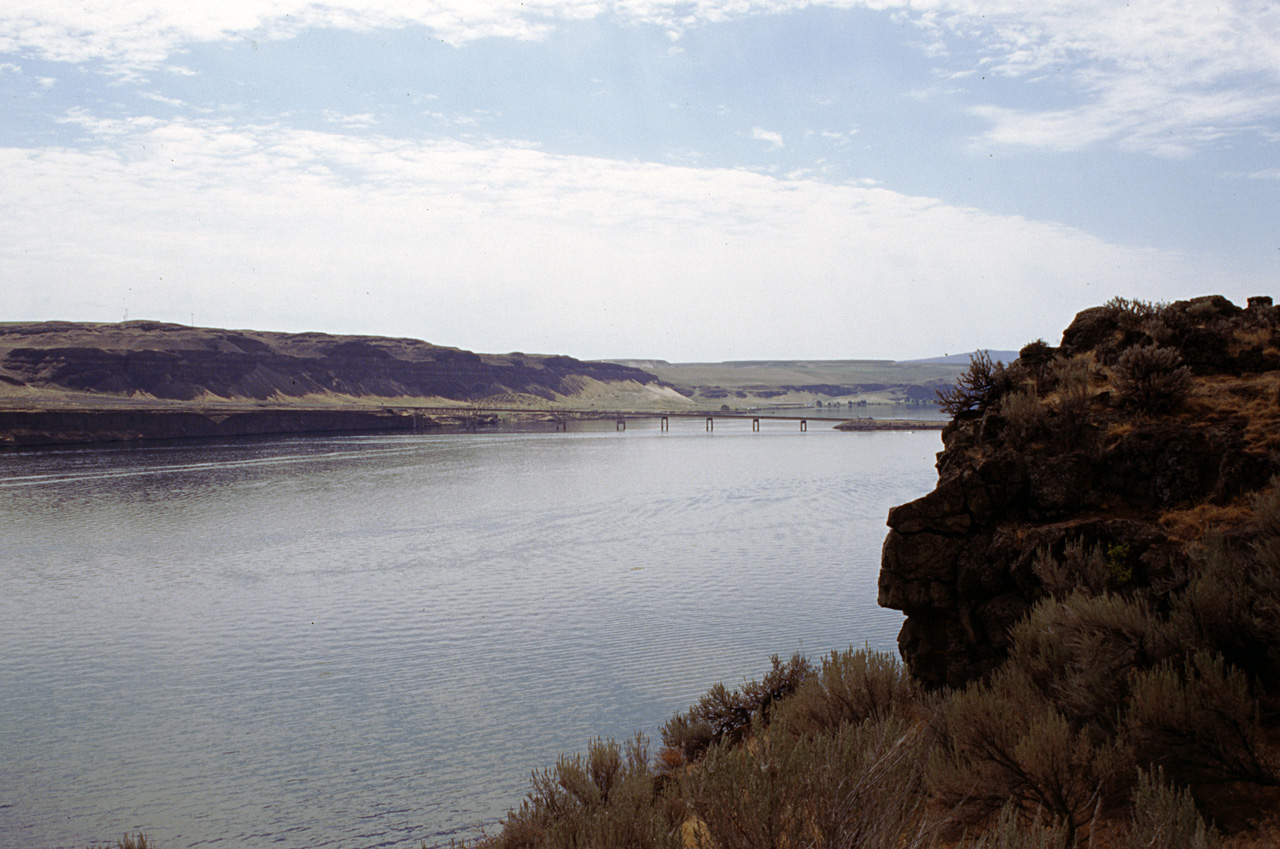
(0, 397, 945, 448)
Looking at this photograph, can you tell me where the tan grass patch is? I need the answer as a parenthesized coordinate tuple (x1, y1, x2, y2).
(1159, 500, 1255, 540)
(1229, 325, 1273, 355)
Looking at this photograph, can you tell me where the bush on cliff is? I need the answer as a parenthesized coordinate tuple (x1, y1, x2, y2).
(473, 296, 1280, 849)
(937, 350, 1013, 416)
(1112, 344, 1193, 413)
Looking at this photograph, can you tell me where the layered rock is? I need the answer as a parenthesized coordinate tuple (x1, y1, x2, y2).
(0, 321, 664, 403)
(879, 295, 1280, 688)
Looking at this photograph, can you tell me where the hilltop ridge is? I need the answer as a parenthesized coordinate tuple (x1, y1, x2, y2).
(0, 320, 683, 409)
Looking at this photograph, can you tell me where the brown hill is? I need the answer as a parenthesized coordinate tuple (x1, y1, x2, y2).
(0, 320, 680, 407)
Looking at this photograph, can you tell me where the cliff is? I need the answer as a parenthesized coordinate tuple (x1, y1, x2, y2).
(879, 295, 1280, 688)
(0, 321, 671, 405)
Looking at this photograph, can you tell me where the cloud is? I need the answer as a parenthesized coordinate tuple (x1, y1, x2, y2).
(323, 110, 379, 128)
(750, 127, 785, 149)
(0, 115, 1243, 359)
(3, 3, 1275, 157)
(934, 0, 1280, 155)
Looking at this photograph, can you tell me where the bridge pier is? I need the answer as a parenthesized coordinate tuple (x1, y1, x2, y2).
(706, 417, 714, 432)
(660, 416, 668, 432)
(752, 418, 760, 431)
(617, 418, 626, 431)
(800, 419, 807, 431)
(554, 417, 566, 432)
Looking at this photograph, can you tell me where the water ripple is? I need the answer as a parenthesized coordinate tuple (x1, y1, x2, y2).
(0, 424, 937, 848)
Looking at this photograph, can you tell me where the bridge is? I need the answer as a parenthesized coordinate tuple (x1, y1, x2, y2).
(393, 406, 946, 433)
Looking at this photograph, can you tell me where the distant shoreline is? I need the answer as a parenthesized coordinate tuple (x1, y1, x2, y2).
(0, 403, 945, 448)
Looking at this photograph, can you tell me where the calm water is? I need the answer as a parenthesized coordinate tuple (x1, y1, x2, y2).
(0, 417, 940, 848)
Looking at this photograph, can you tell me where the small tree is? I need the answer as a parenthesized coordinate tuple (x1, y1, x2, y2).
(937, 351, 1011, 416)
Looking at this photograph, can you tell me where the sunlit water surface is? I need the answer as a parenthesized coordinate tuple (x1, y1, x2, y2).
(0, 417, 940, 848)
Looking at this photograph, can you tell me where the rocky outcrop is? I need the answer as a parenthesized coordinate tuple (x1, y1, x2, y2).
(879, 296, 1280, 688)
(0, 321, 663, 403)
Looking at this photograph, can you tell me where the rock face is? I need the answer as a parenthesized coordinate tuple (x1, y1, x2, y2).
(0, 321, 662, 403)
(879, 296, 1280, 688)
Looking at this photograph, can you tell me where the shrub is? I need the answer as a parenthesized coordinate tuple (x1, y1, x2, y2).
(1031, 539, 1110, 599)
(955, 804, 1072, 849)
(660, 653, 813, 765)
(928, 667, 1128, 842)
(88, 834, 152, 849)
(1123, 651, 1276, 788)
(1125, 768, 1218, 849)
(478, 735, 678, 849)
(1006, 591, 1173, 731)
(1169, 532, 1277, 678)
(938, 351, 1013, 416)
(999, 388, 1046, 449)
(770, 647, 916, 737)
(1102, 297, 1170, 329)
(682, 715, 933, 849)
(1112, 345, 1192, 413)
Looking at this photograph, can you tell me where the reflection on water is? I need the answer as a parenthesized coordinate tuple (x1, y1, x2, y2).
(0, 418, 940, 848)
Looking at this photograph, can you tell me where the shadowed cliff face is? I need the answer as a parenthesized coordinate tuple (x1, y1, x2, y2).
(0, 321, 661, 403)
(879, 295, 1280, 688)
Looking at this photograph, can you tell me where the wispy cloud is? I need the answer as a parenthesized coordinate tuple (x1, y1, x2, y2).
(323, 110, 379, 129)
(3, 2, 1275, 159)
(0, 114, 1236, 359)
(937, 0, 1280, 156)
(750, 127, 785, 149)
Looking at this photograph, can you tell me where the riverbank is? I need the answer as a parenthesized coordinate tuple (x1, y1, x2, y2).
(0, 403, 945, 448)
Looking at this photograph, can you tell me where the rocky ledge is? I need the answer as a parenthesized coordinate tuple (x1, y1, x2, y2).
(879, 295, 1280, 688)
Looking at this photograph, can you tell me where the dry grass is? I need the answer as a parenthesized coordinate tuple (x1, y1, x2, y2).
(1160, 500, 1257, 540)
(1188, 372, 1280, 455)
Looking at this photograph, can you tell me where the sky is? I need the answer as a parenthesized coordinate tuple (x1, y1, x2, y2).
(1, 1, 1277, 361)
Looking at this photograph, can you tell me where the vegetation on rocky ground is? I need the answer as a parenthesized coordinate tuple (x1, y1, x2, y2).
(469, 296, 1280, 849)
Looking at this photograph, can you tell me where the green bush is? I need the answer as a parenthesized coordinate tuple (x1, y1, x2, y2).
(927, 667, 1128, 842)
(1112, 345, 1192, 413)
(1123, 651, 1276, 788)
(1047, 358, 1095, 449)
(682, 715, 932, 849)
(1006, 591, 1173, 731)
(1125, 768, 1218, 849)
(1031, 539, 1110, 598)
(476, 735, 679, 849)
(999, 388, 1046, 449)
(955, 804, 1072, 849)
(1168, 531, 1280, 682)
(770, 647, 915, 737)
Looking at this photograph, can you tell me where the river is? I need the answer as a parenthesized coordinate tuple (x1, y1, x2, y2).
(0, 415, 941, 848)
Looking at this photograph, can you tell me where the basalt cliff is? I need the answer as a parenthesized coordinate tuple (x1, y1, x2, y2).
(0, 321, 671, 405)
(879, 295, 1280, 688)
(0, 321, 688, 446)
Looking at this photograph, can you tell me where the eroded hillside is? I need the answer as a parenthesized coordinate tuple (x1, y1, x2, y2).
(0, 321, 685, 408)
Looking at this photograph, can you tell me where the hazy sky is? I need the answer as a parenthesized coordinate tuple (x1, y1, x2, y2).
(2, 2, 1277, 360)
